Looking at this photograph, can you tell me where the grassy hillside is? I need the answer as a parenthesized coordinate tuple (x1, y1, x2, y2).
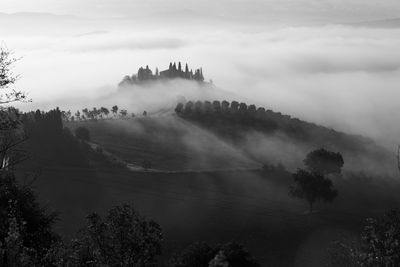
(66, 117, 259, 171)
(14, 109, 398, 266)
(24, 159, 400, 266)
(175, 101, 395, 175)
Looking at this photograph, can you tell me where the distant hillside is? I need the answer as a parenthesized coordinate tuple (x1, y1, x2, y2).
(66, 117, 259, 172)
(175, 100, 394, 174)
(64, 98, 395, 175)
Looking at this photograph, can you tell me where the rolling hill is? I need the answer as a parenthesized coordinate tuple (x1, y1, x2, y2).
(16, 105, 400, 266)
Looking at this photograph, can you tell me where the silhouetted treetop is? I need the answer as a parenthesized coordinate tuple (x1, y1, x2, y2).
(118, 62, 206, 86)
(304, 148, 344, 175)
(290, 169, 337, 212)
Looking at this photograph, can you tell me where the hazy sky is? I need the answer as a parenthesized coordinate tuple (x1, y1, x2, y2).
(2, 1, 400, 148)
(2, 0, 400, 22)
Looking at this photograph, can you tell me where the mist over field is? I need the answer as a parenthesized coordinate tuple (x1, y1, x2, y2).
(2, 10, 399, 149)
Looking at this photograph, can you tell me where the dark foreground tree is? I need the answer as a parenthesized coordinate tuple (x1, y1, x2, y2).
(327, 210, 400, 267)
(359, 210, 400, 266)
(0, 47, 28, 105)
(0, 171, 59, 266)
(289, 169, 337, 212)
(1, 47, 29, 171)
(71, 204, 163, 266)
(304, 148, 344, 176)
(168, 241, 260, 267)
(75, 126, 90, 142)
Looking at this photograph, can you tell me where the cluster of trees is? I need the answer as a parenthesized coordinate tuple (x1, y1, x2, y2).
(175, 100, 386, 162)
(289, 148, 343, 212)
(175, 99, 309, 136)
(119, 62, 205, 87)
(0, 48, 260, 266)
(61, 106, 148, 122)
(161, 62, 204, 81)
(0, 168, 260, 266)
(20, 108, 88, 167)
(5, 47, 400, 267)
(0, 172, 163, 266)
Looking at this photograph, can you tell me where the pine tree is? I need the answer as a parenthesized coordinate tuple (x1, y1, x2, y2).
(185, 63, 189, 78)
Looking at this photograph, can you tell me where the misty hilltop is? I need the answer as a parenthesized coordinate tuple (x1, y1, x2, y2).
(118, 62, 208, 88)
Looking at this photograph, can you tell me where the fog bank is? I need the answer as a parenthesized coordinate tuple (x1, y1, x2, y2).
(2, 14, 400, 149)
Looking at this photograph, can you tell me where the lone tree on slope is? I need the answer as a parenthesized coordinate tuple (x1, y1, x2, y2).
(289, 169, 337, 213)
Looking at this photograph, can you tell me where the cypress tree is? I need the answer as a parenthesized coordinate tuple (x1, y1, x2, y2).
(185, 63, 189, 78)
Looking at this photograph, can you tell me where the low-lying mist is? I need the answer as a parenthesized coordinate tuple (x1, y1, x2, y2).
(5, 15, 400, 151)
(71, 116, 259, 171)
(241, 130, 398, 177)
(71, 111, 398, 179)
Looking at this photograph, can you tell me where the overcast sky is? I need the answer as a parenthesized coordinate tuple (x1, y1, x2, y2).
(2, 1, 400, 148)
(2, 0, 400, 22)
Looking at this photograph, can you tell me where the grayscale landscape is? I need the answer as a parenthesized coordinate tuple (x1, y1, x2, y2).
(1, 1, 400, 266)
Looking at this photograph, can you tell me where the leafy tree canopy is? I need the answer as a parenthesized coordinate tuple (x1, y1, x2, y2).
(304, 148, 344, 175)
(71, 204, 163, 266)
(360, 210, 400, 266)
(0, 171, 59, 266)
(290, 169, 337, 212)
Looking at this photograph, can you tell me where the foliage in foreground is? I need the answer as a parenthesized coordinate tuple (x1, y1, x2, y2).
(328, 210, 400, 267)
(0, 171, 59, 266)
(70, 204, 163, 266)
(0, 177, 164, 267)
